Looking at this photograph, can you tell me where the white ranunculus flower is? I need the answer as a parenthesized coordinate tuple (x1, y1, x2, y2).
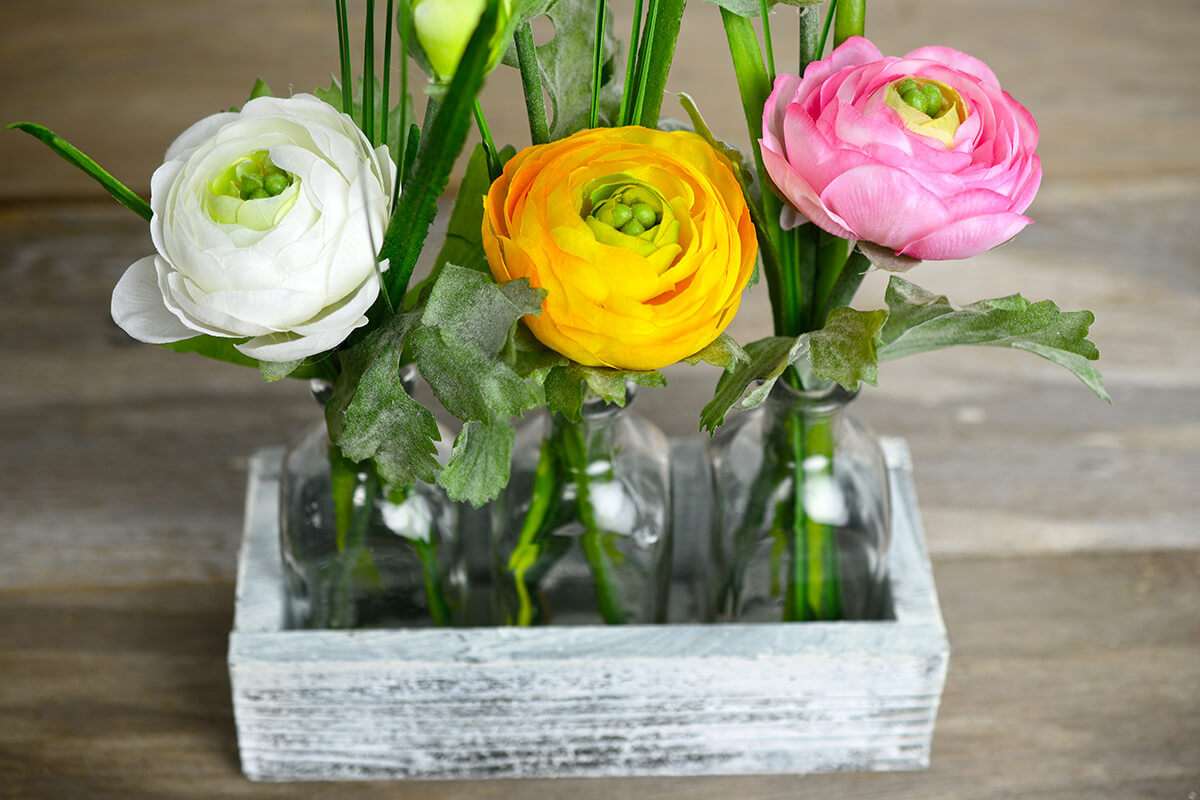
(111, 93, 396, 362)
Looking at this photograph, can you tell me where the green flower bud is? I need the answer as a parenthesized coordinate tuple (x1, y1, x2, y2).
(411, 0, 512, 82)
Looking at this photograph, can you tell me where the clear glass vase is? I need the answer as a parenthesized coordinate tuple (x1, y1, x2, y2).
(279, 372, 466, 629)
(492, 387, 672, 625)
(705, 378, 891, 622)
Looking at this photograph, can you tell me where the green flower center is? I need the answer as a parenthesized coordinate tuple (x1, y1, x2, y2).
(204, 151, 299, 231)
(582, 176, 679, 257)
(885, 77, 967, 148)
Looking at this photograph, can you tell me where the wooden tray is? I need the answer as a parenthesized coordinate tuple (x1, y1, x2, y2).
(229, 438, 948, 781)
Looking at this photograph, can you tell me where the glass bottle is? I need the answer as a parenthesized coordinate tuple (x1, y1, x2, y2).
(492, 387, 672, 625)
(705, 378, 891, 622)
(279, 370, 465, 629)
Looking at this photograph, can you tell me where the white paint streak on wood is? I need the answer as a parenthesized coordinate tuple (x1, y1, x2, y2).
(229, 438, 949, 781)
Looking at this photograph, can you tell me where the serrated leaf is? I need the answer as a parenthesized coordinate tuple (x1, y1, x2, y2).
(684, 334, 751, 370)
(809, 307, 889, 389)
(412, 325, 539, 422)
(876, 276, 1108, 401)
(438, 417, 516, 506)
(700, 336, 807, 432)
(326, 313, 441, 487)
(421, 266, 545, 358)
(543, 363, 666, 422)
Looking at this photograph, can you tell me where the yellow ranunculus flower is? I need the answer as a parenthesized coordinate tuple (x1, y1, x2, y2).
(482, 126, 757, 371)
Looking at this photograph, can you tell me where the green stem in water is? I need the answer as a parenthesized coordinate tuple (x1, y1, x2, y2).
(508, 437, 559, 626)
(514, 23, 550, 145)
(558, 421, 627, 625)
(783, 408, 842, 621)
(328, 451, 379, 629)
(414, 538, 450, 627)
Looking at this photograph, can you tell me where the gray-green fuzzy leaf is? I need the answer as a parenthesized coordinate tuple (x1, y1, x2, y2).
(438, 417, 516, 506)
(809, 306, 888, 389)
(876, 276, 1108, 401)
(544, 363, 667, 423)
(684, 334, 751, 370)
(421, 266, 545, 358)
(700, 335, 807, 432)
(412, 325, 540, 422)
(325, 313, 441, 487)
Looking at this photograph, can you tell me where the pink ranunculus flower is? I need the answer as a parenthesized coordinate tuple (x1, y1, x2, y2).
(761, 37, 1041, 262)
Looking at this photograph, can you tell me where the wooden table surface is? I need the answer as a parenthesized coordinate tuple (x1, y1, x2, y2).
(2, 1, 1198, 797)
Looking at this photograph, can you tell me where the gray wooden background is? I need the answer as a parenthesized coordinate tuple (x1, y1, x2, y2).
(2, 0, 1198, 797)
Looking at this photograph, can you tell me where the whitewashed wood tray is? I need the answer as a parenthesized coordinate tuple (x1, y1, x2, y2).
(228, 437, 948, 781)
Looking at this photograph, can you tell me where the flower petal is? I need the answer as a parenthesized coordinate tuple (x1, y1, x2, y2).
(110, 255, 203, 343)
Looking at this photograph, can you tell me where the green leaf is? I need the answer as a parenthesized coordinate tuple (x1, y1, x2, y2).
(326, 312, 442, 487)
(8, 123, 151, 222)
(808, 306, 888, 389)
(698, 0, 822, 16)
(438, 417, 516, 506)
(876, 276, 1109, 401)
(684, 334, 751, 370)
(247, 78, 273, 102)
(377, 0, 501, 306)
(259, 359, 304, 382)
(543, 363, 666, 422)
(700, 335, 807, 432)
(412, 325, 540, 421)
(421, 266, 546, 357)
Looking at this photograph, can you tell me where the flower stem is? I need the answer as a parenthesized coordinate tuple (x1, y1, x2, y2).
(415, 538, 450, 627)
(362, 0, 376, 145)
(618, 0, 645, 126)
(514, 23, 549, 145)
(590, 0, 608, 129)
(472, 98, 501, 181)
(335, 0, 353, 116)
(783, 408, 842, 621)
(507, 437, 559, 626)
(759, 0, 776, 84)
(558, 419, 627, 625)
